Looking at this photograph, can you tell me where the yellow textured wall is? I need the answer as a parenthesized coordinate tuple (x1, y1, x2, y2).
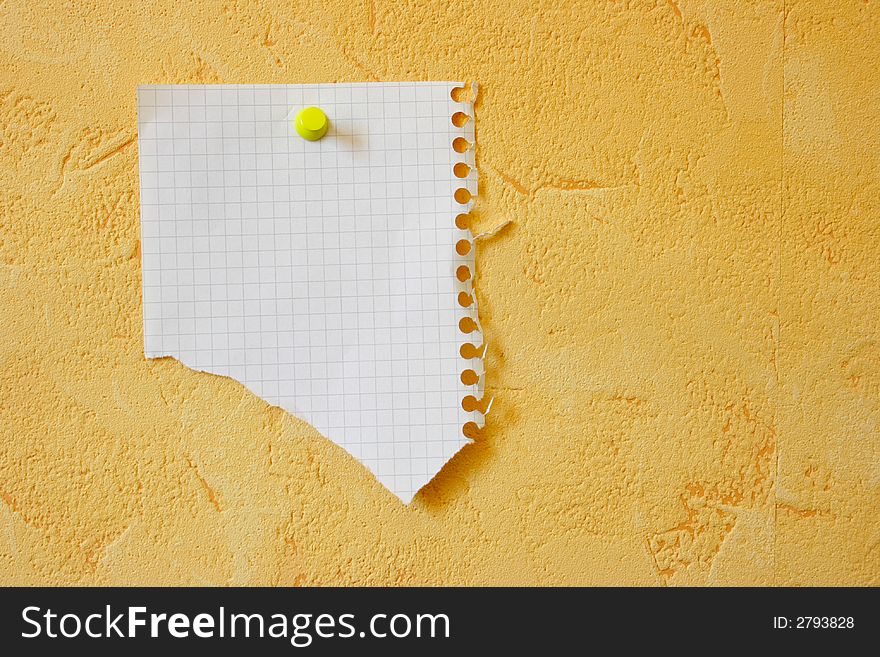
(1, 0, 878, 586)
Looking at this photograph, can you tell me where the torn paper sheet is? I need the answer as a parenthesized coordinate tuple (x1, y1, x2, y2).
(136, 83, 483, 503)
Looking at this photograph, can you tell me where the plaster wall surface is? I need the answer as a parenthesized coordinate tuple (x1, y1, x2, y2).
(0, 0, 877, 585)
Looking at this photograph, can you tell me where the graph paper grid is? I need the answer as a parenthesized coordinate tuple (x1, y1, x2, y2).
(136, 83, 482, 503)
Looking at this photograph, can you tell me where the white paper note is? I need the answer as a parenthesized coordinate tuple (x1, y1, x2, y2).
(136, 83, 483, 502)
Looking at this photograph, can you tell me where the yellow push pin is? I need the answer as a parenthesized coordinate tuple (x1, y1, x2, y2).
(294, 107, 329, 141)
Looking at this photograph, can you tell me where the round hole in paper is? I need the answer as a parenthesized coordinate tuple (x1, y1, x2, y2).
(452, 112, 470, 128)
(462, 422, 481, 439)
(454, 188, 471, 204)
(459, 317, 477, 333)
(460, 343, 480, 359)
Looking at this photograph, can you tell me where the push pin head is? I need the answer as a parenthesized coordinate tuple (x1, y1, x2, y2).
(294, 107, 329, 141)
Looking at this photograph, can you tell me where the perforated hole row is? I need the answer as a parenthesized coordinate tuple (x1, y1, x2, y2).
(451, 84, 483, 438)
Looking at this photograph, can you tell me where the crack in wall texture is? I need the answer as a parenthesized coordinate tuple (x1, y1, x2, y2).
(0, 0, 878, 586)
